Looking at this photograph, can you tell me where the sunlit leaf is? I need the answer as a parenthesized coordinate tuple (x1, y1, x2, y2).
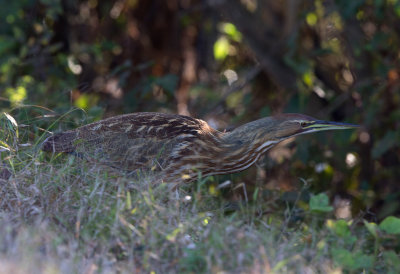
(302, 71, 314, 87)
(306, 12, 318, 26)
(208, 185, 219, 196)
(213, 36, 230, 60)
(6, 86, 27, 104)
(74, 94, 99, 111)
(220, 23, 242, 42)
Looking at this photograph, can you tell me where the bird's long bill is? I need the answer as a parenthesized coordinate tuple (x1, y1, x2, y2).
(304, 120, 359, 132)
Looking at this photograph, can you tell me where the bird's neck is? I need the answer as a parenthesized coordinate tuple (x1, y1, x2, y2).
(213, 129, 279, 174)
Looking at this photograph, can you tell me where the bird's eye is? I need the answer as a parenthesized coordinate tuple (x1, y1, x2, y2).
(300, 121, 308, 128)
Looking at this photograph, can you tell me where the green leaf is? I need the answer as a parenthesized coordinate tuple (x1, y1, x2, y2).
(379, 216, 400, 234)
(155, 74, 178, 94)
(5, 86, 27, 104)
(332, 248, 374, 270)
(372, 131, 399, 159)
(332, 219, 351, 237)
(306, 12, 318, 26)
(213, 36, 230, 60)
(353, 253, 374, 269)
(309, 193, 333, 212)
(326, 219, 356, 244)
(363, 220, 378, 238)
(74, 94, 99, 111)
(0, 36, 16, 55)
(220, 23, 242, 42)
(332, 248, 354, 268)
(302, 70, 314, 87)
(383, 250, 400, 271)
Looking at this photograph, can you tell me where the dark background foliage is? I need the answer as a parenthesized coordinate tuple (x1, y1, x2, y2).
(1, 0, 399, 218)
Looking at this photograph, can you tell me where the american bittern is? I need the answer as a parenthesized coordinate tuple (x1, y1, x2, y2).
(42, 112, 358, 183)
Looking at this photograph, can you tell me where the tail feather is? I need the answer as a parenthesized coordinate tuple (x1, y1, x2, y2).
(41, 131, 76, 153)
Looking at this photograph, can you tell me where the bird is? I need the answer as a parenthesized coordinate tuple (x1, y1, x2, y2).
(41, 112, 358, 183)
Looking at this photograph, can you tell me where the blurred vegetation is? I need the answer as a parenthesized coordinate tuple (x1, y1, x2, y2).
(1, 0, 400, 230)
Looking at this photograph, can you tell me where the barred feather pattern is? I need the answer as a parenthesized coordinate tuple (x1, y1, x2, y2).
(42, 112, 293, 183)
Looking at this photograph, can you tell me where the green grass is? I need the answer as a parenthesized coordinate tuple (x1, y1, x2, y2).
(1, 112, 400, 273)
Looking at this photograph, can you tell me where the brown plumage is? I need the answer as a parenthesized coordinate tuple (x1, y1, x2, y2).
(42, 112, 358, 183)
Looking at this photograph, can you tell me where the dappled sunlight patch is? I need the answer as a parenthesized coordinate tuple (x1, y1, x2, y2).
(4, 76, 32, 105)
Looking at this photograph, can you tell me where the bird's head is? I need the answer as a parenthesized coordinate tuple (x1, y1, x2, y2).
(268, 113, 359, 140)
(223, 113, 359, 149)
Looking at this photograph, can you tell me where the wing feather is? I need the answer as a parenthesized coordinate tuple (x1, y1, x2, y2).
(41, 112, 218, 173)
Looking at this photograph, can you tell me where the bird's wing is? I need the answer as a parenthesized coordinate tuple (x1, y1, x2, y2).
(41, 112, 215, 173)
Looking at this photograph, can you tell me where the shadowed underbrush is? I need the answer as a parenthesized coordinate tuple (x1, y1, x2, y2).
(1, 113, 400, 273)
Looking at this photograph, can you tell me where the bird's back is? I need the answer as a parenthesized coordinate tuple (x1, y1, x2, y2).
(42, 112, 220, 175)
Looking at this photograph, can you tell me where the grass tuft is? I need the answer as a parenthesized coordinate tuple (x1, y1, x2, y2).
(0, 112, 399, 273)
